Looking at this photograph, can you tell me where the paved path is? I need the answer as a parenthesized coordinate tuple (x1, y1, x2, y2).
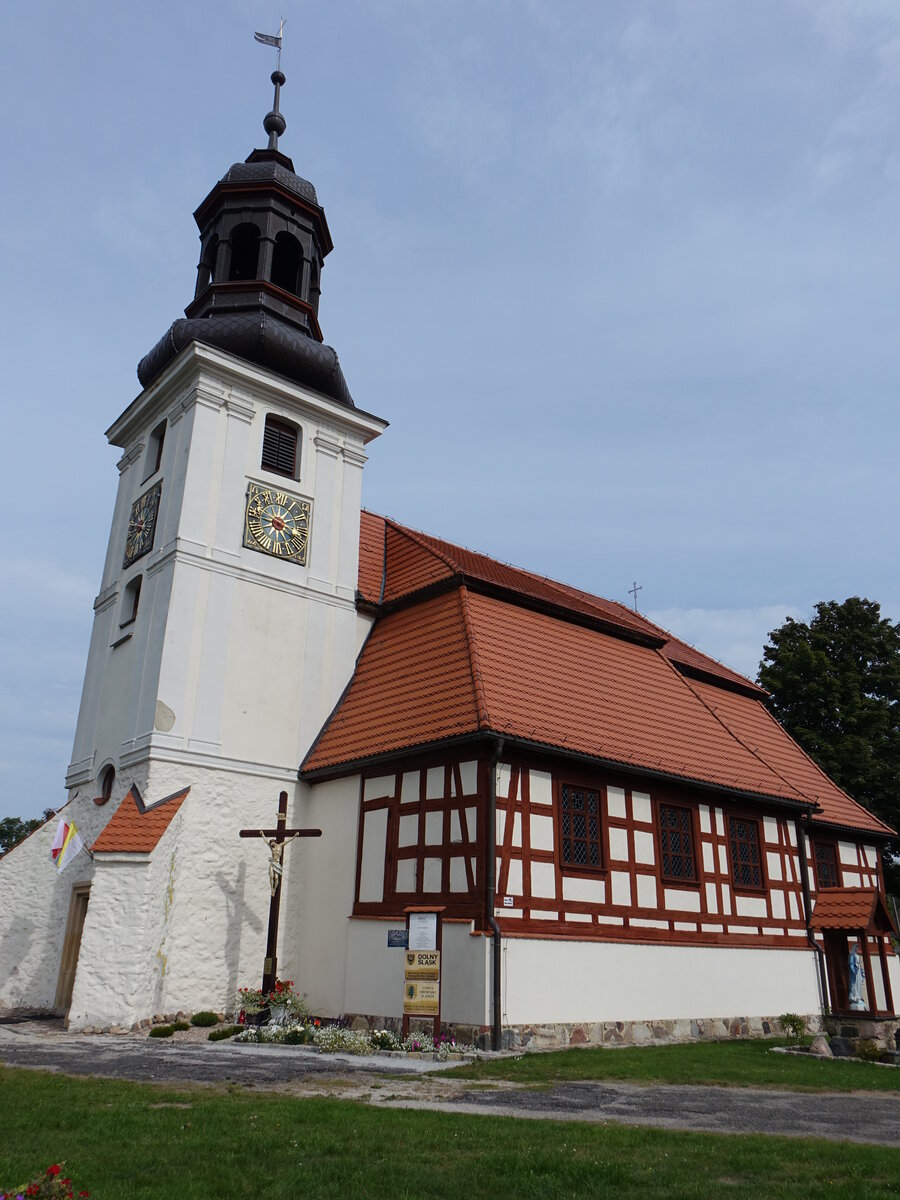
(2, 1021, 899, 1147)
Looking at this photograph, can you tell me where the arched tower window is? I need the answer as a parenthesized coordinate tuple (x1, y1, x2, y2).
(261, 415, 300, 478)
(229, 223, 261, 282)
(271, 232, 302, 296)
(143, 420, 166, 481)
(97, 764, 116, 805)
(120, 575, 143, 627)
(196, 234, 219, 295)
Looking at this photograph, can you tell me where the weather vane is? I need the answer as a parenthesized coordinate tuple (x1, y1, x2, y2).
(254, 18, 286, 71)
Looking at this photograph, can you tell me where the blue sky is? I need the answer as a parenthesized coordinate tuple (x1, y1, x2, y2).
(3, 1, 900, 818)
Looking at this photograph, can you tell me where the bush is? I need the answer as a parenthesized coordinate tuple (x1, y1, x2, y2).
(779, 1012, 805, 1042)
(149, 1021, 190, 1038)
(190, 1011, 219, 1027)
(856, 1039, 883, 1062)
(208, 1025, 242, 1042)
(282, 1026, 316, 1045)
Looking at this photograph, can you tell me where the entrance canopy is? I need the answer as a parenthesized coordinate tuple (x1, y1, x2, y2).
(810, 887, 897, 935)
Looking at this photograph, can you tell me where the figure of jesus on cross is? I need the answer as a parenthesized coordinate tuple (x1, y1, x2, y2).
(240, 791, 321, 996)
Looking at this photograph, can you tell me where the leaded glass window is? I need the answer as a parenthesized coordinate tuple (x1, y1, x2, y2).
(659, 804, 697, 882)
(728, 816, 764, 890)
(560, 783, 602, 870)
(814, 842, 840, 890)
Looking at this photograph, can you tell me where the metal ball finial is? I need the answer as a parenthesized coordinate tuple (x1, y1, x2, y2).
(264, 70, 287, 150)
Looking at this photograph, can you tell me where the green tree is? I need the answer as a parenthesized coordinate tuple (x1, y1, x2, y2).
(758, 598, 900, 886)
(0, 808, 56, 855)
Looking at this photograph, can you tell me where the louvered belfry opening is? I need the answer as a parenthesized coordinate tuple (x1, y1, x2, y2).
(261, 415, 298, 477)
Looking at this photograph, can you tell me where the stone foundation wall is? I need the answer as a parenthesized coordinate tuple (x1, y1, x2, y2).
(823, 1015, 900, 1053)
(344, 1010, 823, 1051)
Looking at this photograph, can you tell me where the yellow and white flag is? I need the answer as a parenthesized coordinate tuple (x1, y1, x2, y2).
(50, 819, 85, 873)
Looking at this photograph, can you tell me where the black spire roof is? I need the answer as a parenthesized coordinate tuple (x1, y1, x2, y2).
(137, 71, 353, 406)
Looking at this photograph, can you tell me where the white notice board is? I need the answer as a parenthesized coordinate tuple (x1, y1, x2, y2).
(407, 911, 437, 951)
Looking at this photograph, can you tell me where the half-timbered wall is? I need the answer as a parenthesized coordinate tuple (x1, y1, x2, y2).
(353, 760, 482, 920)
(492, 762, 894, 962)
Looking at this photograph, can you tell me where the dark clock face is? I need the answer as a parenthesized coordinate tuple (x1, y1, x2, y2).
(123, 482, 162, 567)
(243, 483, 311, 564)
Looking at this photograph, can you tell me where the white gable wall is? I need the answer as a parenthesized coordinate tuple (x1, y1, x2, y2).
(0, 791, 106, 1013)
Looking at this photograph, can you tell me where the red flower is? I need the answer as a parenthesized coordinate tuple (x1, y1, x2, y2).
(47, 1166, 62, 1176)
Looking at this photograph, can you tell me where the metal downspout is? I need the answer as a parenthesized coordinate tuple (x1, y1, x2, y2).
(486, 737, 505, 1052)
(795, 813, 829, 1012)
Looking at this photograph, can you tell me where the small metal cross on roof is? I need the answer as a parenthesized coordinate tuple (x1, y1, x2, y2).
(629, 580, 643, 611)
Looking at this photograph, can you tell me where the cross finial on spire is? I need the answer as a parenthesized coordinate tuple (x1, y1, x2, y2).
(628, 581, 643, 611)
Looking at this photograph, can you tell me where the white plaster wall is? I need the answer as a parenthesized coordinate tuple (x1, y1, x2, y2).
(343, 919, 489, 1026)
(69, 343, 384, 794)
(67, 787, 188, 1032)
(0, 791, 107, 1013)
(280, 776, 361, 1017)
(501, 938, 821, 1025)
(139, 760, 289, 1019)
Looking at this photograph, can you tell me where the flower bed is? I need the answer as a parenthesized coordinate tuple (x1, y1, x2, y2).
(1, 1162, 89, 1198)
(236, 1020, 469, 1060)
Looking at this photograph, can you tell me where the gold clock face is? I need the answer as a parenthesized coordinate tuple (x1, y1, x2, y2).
(243, 483, 311, 564)
(123, 481, 162, 567)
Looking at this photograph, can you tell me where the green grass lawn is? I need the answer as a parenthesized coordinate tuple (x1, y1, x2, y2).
(447, 1038, 900, 1091)
(1, 1066, 899, 1199)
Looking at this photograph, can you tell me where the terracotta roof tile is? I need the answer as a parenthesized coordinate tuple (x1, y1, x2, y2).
(810, 888, 897, 933)
(306, 586, 802, 803)
(359, 513, 764, 692)
(305, 590, 482, 766)
(357, 511, 385, 604)
(343, 518, 891, 836)
(690, 682, 894, 836)
(92, 786, 189, 854)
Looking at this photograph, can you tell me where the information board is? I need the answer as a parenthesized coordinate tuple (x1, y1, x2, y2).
(407, 911, 437, 951)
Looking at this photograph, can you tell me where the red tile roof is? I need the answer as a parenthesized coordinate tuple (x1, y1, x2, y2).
(335, 517, 894, 837)
(690, 682, 891, 836)
(92, 786, 189, 854)
(359, 513, 766, 694)
(810, 888, 897, 933)
(357, 511, 385, 605)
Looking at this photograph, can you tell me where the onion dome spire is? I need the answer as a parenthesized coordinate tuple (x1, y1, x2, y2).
(136, 26, 354, 407)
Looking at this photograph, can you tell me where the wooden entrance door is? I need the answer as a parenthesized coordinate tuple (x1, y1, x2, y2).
(55, 885, 90, 1018)
(822, 930, 850, 1013)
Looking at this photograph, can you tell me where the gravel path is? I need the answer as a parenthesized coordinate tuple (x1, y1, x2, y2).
(2, 1020, 899, 1147)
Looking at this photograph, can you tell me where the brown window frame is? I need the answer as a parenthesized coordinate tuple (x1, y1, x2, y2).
(727, 814, 767, 893)
(657, 801, 700, 885)
(261, 415, 300, 479)
(556, 779, 605, 875)
(813, 840, 841, 890)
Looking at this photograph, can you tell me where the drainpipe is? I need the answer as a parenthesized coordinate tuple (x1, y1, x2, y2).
(795, 813, 828, 1013)
(485, 737, 505, 1052)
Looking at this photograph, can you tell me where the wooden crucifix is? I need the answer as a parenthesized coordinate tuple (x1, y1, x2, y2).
(240, 791, 321, 996)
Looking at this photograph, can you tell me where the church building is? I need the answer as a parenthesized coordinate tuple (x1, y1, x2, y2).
(1, 69, 896, 1048)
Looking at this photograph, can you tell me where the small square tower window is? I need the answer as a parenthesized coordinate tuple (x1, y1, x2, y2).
(261, 415, 300, 478)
